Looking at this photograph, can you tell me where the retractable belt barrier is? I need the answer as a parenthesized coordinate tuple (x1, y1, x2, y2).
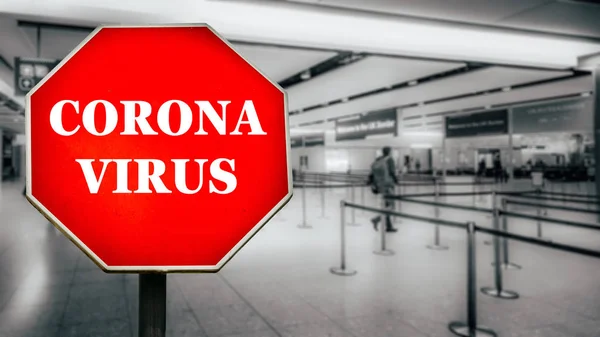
(293, 181, 367, 228)
(525, 190, 599, 199)
(505, 199, 600, 215)
(331, 199, 600, 337)
(508, 193, 598, 205)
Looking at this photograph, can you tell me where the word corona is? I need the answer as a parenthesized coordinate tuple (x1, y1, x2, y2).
(49, 100, 266, 195)
(50, 99, 267, 136)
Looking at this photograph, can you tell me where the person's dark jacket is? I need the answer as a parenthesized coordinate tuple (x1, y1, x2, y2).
(367, 155, 398, 186)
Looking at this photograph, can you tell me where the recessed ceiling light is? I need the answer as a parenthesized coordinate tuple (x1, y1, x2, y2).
(341, 97, 349, 103)
(300, 71, 311, 80)
(581, 92, 591, 97)
(408, 80, 418, 86)
(502, 87, 511, 92)
(418, 102, 425, 107)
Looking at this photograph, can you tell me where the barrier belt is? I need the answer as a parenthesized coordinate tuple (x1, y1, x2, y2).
(476, 226, 600, 259)
(343, 201, 466, 229)
(505, 199, 600, 215)
(499, 210, 600, 231)
(508, 193, 598, 204)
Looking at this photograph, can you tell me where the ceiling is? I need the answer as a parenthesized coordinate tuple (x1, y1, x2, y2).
(284, 0, 600, 39)
(289, 65, 576, 126)
(0, 4, 597, 136)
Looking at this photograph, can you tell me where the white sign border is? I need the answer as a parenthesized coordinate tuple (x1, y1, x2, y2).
(25, 23, 293, 273)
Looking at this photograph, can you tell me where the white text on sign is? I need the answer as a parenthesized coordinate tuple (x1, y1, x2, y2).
(49, 100, 267, 195)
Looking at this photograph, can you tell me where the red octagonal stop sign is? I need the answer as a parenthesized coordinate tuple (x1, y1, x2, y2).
(26, 25, 292, 272)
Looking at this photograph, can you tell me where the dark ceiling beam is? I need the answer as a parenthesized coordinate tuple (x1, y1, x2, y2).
(17, 20, 94, 33)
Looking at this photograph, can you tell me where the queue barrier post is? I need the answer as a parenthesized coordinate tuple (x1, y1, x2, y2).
(360, 184, 365, 212)
(496, 199, 523, 270)
(427, 180, 449, 251)
(472, 179, 476, 207)
(481, 199, 519, 299)
(448, 222, 497, 337)
(373, 195, 395, 256)
(535, 204, 552, 242)
(297, 181, 312, 229)
(330, 200, 357, 276)
(483, 190, 497, 246)
(347, 185, 360, 226)
(319, 181, 327, 219)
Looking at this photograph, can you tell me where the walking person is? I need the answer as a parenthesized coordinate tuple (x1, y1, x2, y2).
(368, 146, 398, 233)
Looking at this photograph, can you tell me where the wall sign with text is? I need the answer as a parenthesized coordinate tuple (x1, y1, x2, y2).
(445, 109, 508, 138)
(512, 97, 592, 134)
(335, 108, 397, 141)
(291, 136, 304, 148)
(304, 132, 325, 147)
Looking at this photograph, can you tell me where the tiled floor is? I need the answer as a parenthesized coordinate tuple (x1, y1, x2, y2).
(0, 179, 599, 336)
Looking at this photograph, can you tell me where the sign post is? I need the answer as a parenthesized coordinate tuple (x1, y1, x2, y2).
(25, 25, 291, 336)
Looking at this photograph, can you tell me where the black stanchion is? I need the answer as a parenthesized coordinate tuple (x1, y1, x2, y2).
(139, 273, 167, 337)
(427, 180, 449, 250)
(347, 185, 360, 226)
(481, 201, 519, 299)
(330, 200, 357, 276)
(535, 205, 552, 242)
(448, 222, 497, 337)
(483, 191, 497, 246)
(493, 199, 522, 270)
(373, 195, 394, 256)
(319, 181, 327, 219)
(360, 185, 365, 212)
(297, 181, 312, 229)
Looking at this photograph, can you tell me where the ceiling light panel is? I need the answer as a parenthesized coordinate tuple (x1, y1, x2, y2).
(232, 44, 337, 82)
(402, 75, 591, 118)
(290, 66, 572, 125)
(286, 56, 464, 111)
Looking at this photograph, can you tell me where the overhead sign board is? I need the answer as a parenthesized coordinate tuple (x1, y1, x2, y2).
(304, 131, 325, 147)
(335, 108, 397, 141)
(26, 25, 291, 272)
(512, 97, 593, 134)
(291, 136, 304, 148)
(445, 109, 508, 138)
(14, 57, 60, 96)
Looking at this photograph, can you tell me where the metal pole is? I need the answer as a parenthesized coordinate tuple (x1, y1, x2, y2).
(139, 274, 166, 337)
(373, 195, 394, 256)
(483, 190, 496, 246)
(361, 184, 365, 208)
(298, 181, 312, 229)
(472, 180, 476, 207)
(467, 222, 477, 335)
(536, 206, 542, 238)
(494, 199, 521, 270)
(320, 182, 326, 218)
(330, 200, 357, 276)
(448, 222, 497, 337)
(351, 185, 356, 225)
(481, 200, 519, 299)
(347, 185, 360, 226)
(535, 205, 551, 242)
(428, 180, 448, 250)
